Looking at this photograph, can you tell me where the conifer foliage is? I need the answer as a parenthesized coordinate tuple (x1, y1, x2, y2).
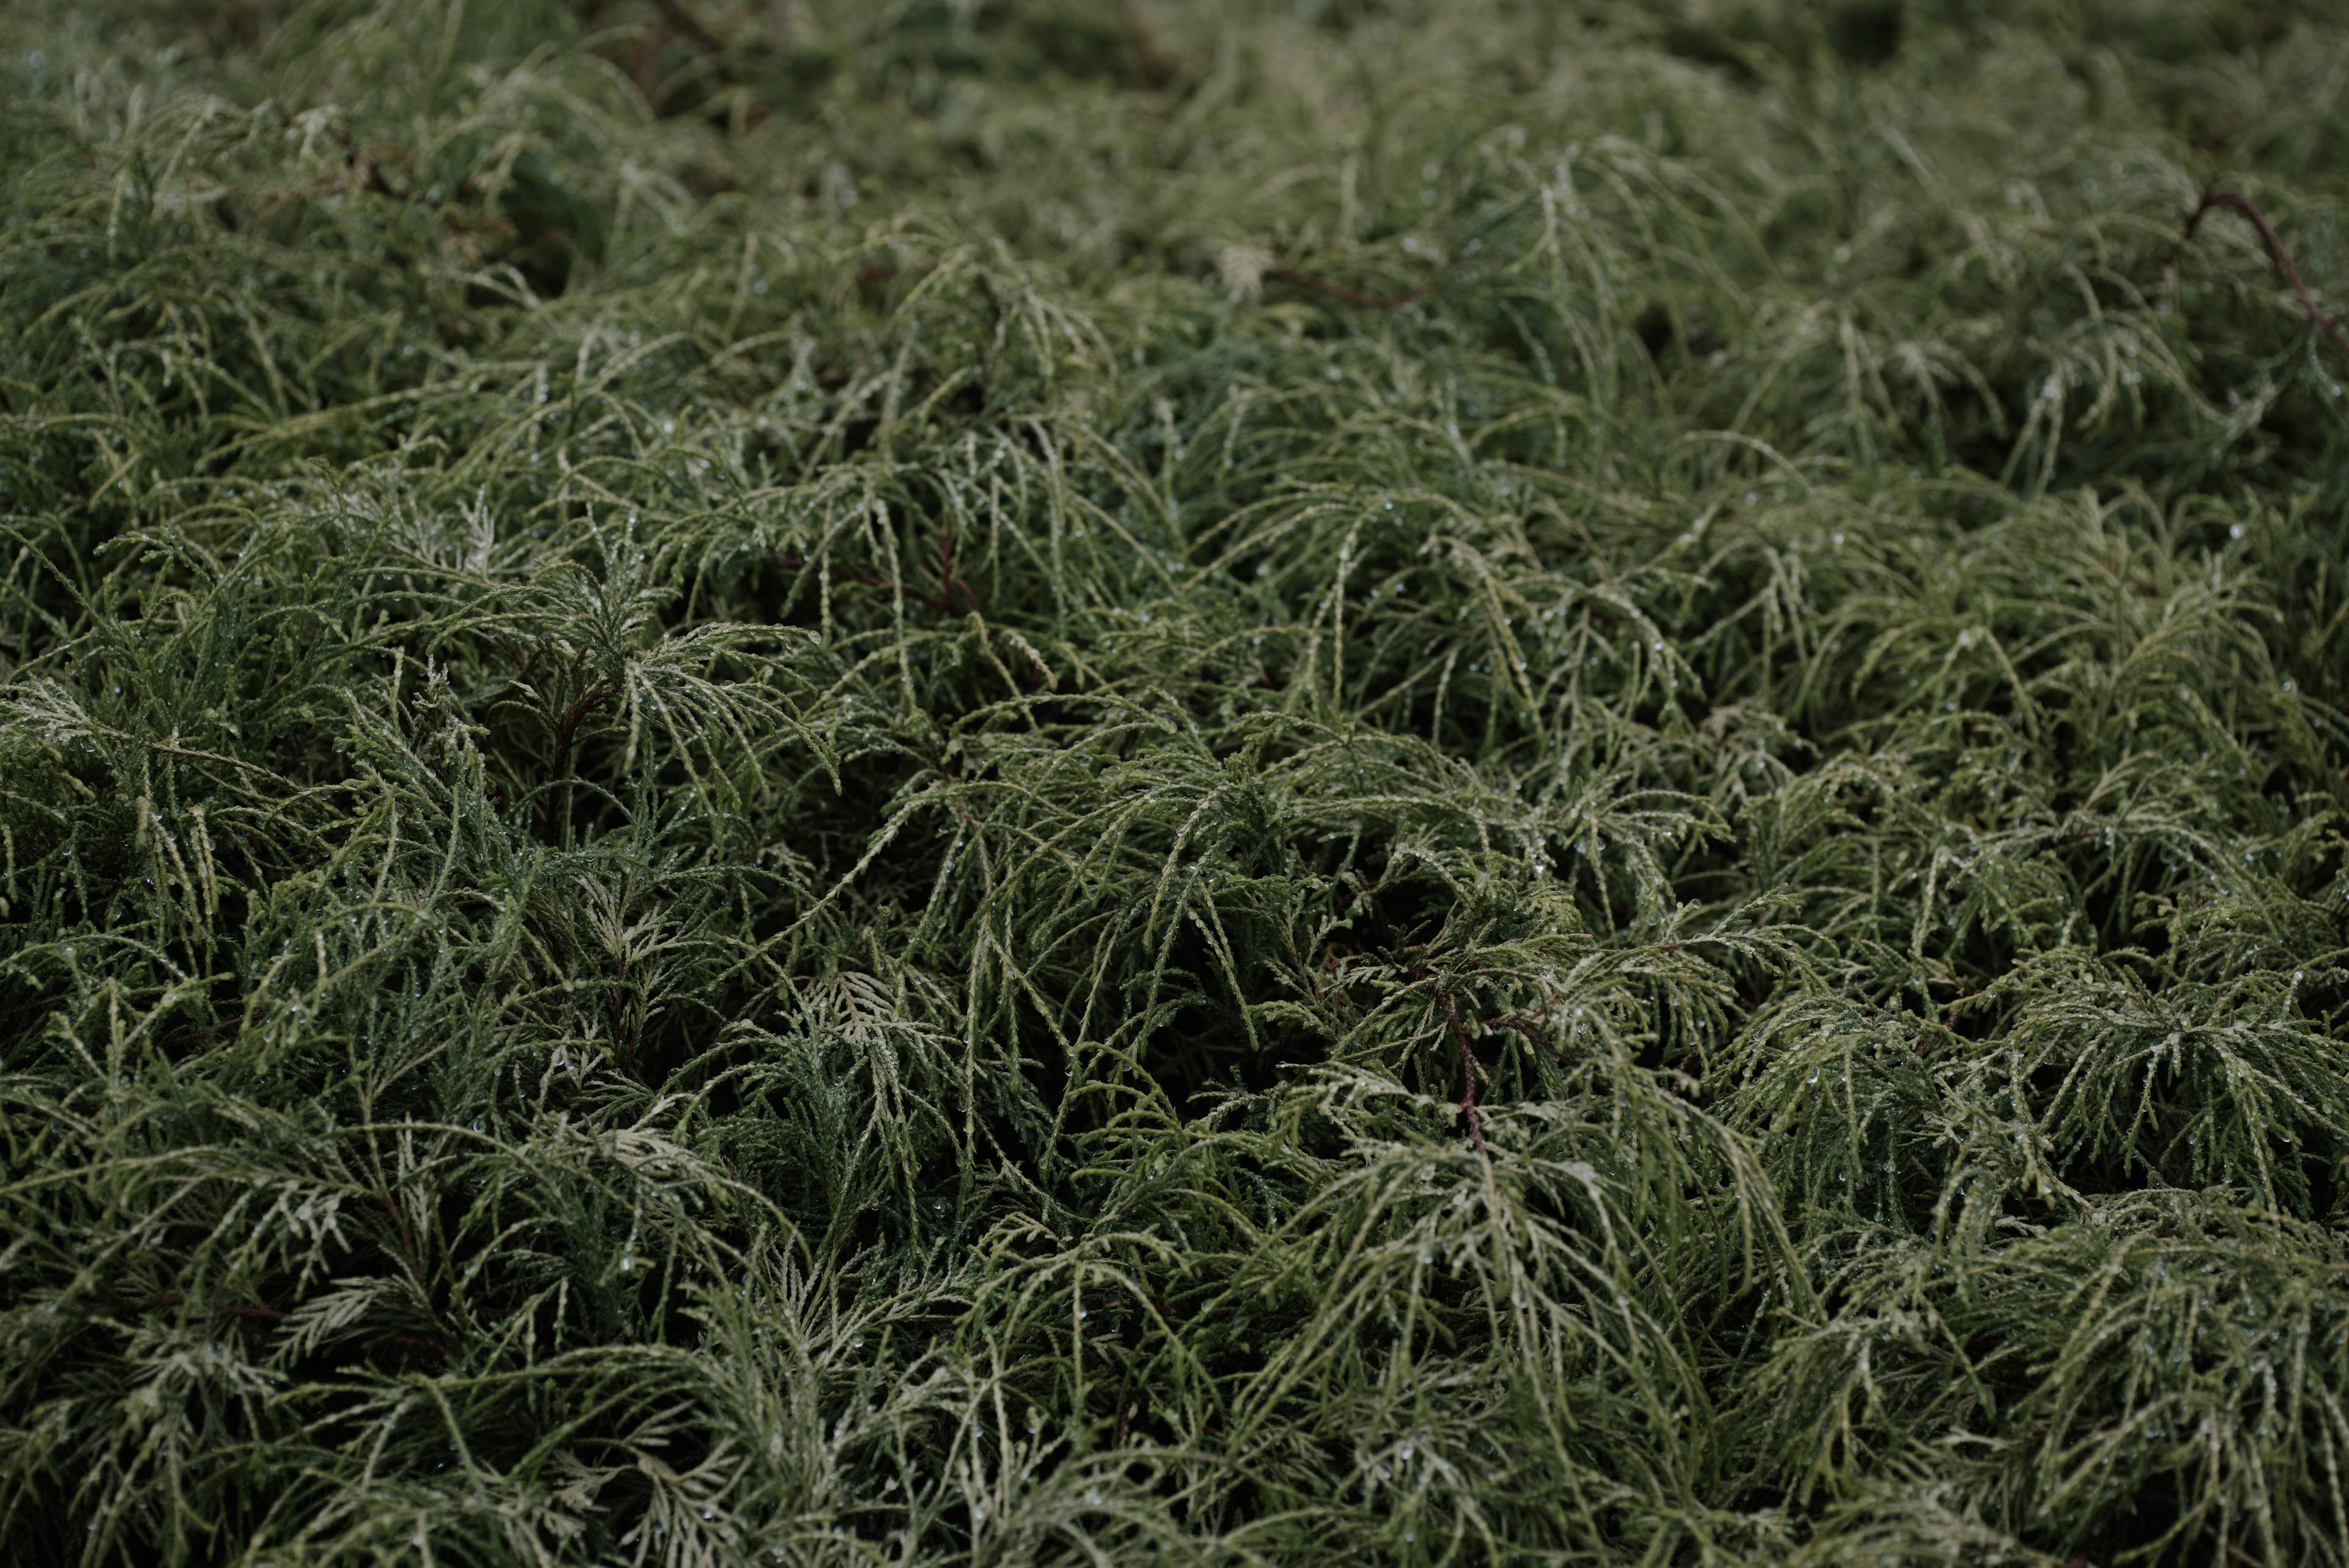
(5, 1, 2349, 1562)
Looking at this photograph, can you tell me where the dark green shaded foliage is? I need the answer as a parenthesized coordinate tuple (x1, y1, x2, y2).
(3, 0, 2349, 1562)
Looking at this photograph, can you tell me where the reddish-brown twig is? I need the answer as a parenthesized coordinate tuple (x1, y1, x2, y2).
(150, 1011, 245, 1057)
(376, 1194, 426, 1285)
(587, 0, 744, 99)
(1315, 953, 1370, 1020)
(606, 951, 642, 1069)
(1263, 265, 1445, 311)
(1481, 1017, 1551, 1053)
(1428, 981, 1487, 1153)
(541, 681, 618, 842)
(933, 532, 981, 616)
(644, 0, 729, 58)
(2183, 190, 2349, 363)
(549, 683, 618, 783)
(217, 1302, 288, 1323)
(155, 1296, 449, 1365)
(1397, 958, 1554, 1151)
(780, 551, 965, 614)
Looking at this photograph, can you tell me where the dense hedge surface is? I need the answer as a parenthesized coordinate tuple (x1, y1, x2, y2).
(6, 1, 2349, 1562)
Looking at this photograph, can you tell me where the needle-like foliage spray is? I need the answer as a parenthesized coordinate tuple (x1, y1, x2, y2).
(4, 1, 2349, 1563)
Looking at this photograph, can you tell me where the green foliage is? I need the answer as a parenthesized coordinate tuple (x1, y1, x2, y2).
(3, 0, 2349, 1561)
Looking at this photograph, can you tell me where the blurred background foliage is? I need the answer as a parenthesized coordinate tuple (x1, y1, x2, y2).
(4, 0, 2349, 1562)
